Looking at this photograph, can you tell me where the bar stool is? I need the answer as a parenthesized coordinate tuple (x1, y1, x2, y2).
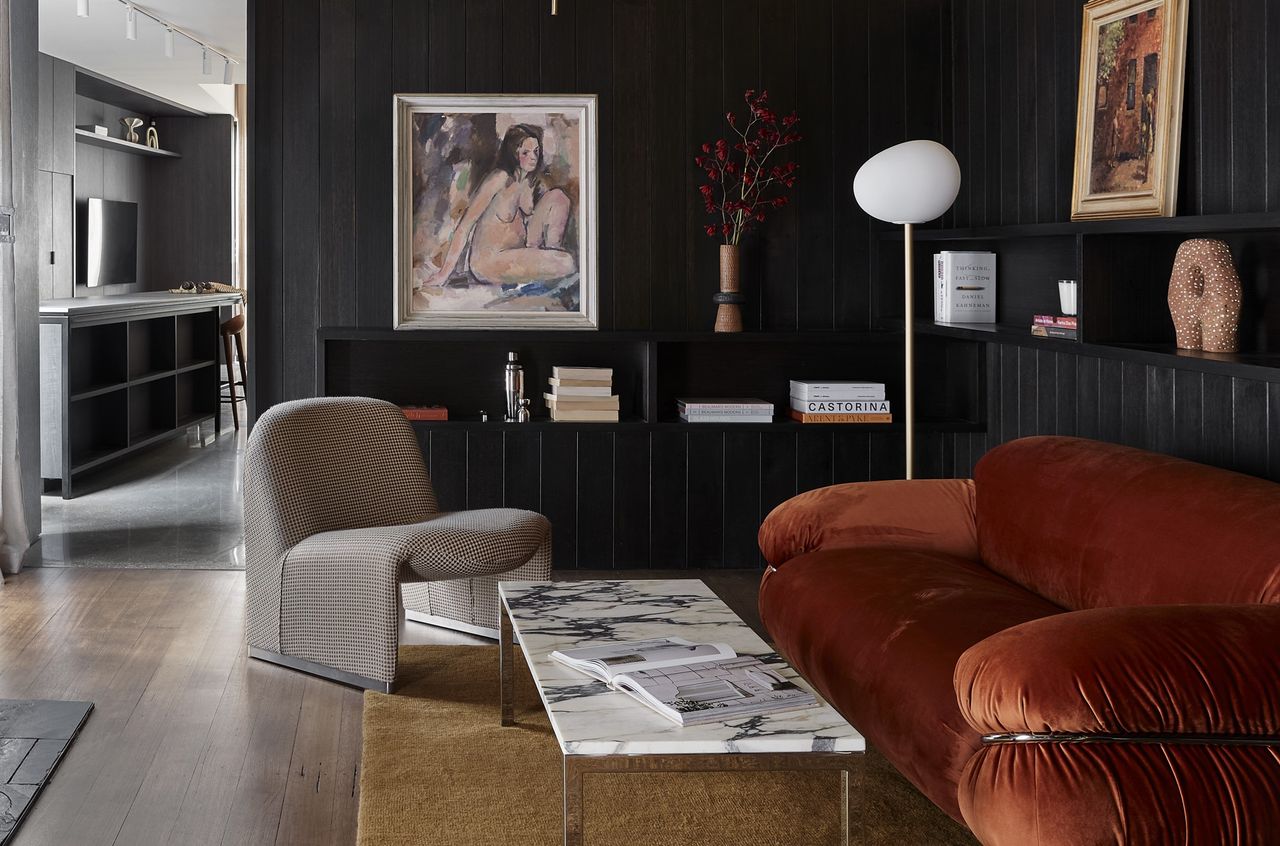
(220, 313, 247, 429)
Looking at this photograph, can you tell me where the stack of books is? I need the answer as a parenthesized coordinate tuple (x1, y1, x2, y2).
(1030, 315, 1078, 340)
(678, 398, 774, 423)
(544, 366, 619, 422)
(789, 380, 891, 424)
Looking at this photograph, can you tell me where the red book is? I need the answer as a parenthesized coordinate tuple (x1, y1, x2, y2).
(401, 405, 448, 421)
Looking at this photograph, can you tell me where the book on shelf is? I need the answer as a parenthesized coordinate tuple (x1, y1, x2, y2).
(550, 637, 817, 727)
(789, 410, 893, 424)
(677, 398, 774, 413)
(789, 380, 886, 401)
(679, 414, 775, 424)
(544, 393, 620, 411)
(549, 376, 613, 388)
(550, 408, 620, 422)
(553, 366, 613, 381)
(791, 399, 890, 414)
(400, 405, 448, 421)
(1032, 314, 1078, 329)
(934, 251, 996, 324)
(546, 385, 613, 397)
(1030, 324, 1079, 340)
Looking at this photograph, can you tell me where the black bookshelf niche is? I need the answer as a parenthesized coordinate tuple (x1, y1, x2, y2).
(318, 328, 986, 432)
(873, 213, 1280, 385)
(319, 327, 985, 569)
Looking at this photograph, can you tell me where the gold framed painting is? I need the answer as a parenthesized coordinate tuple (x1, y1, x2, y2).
(393, 94, 599, 330)
(1071, 0, 1189, 220)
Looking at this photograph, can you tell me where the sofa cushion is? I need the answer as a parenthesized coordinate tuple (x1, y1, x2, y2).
(759, 546, 1062, 821)
(975, 436, 1280, 610)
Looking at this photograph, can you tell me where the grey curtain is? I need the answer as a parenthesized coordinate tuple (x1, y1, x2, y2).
(0, 0, 31, 578)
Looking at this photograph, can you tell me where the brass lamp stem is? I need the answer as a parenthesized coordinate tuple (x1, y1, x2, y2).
(903, 223, 915, 481)
(551, 0, 558, 13)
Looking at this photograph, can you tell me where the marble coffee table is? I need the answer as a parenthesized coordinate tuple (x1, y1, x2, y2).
(498, 579, 865, 846)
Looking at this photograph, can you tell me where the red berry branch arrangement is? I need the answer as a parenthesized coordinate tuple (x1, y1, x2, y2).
(695, 89, 802, 246)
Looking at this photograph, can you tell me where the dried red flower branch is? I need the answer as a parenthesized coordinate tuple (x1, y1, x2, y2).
(694, 90, 802, 245)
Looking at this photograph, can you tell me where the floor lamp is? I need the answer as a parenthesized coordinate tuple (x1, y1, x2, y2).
(853, 141, 961, 480)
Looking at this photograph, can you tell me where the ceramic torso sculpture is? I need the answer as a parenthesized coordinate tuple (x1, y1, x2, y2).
(1167, 238, 1242, 353)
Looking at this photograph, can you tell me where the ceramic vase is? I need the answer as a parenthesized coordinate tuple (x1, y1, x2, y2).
(714, 245, 744, 333)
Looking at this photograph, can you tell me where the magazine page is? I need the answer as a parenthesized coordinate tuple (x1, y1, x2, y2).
(550, 638, 736, 683)
(612, 656, 817, 726)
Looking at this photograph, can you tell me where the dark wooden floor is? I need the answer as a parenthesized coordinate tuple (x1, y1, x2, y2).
(0, 567, 764, 846)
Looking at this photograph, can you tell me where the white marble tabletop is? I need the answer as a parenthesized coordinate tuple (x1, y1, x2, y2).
(499, 579, 866, 757)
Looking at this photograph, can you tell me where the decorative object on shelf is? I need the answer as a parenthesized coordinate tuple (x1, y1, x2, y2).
(120, 116, 144, 144)
(1071, 0, 1189, 220)
(854, 140, 961, 480)
(1058, 279, 1079, 316)
(715, 245, 744, 332)
(77, 124, 109, 136)
(503, 352, 526, 422)
(393, 94, 599, 330)
(145, 120, 159, 149)
(1168, 239, 1242, 353)
(695, 90, 802, 332)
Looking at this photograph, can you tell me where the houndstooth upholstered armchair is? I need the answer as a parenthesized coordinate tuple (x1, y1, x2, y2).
(244, 397, 551, 691)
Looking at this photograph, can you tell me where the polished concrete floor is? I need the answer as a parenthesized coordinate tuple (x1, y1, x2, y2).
(39, 411, 245, 570)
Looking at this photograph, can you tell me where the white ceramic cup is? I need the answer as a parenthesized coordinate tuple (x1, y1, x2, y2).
(1058, 280, 1078, 316)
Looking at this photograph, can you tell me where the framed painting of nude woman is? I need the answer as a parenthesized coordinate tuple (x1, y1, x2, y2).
(393, 94, 598, 329)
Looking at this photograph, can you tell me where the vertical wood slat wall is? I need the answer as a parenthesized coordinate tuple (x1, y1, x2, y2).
(944, 0, 1280, 484)
(250, 0, 954, 568)
(251, 0, 1280, 567)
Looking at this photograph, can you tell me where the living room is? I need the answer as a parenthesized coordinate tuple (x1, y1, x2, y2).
(1, 0, 1278, 844)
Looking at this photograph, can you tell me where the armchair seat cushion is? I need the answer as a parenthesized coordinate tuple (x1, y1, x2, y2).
(760, 546, 1062, 820)
(291, 509, 551, 584)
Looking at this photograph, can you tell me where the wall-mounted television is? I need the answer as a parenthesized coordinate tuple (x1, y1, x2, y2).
(79, 198, 138, 288)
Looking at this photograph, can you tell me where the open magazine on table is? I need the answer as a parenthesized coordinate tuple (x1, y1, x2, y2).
(550, 638, 817, 726)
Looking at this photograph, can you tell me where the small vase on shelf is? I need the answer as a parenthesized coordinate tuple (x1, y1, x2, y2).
(714, 244, 745, 333)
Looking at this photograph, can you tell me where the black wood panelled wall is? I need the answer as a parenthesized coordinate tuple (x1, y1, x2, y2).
(940, 0, 1280, 483)
(250, 0, 949, 406)
(250, 0, 953, 568)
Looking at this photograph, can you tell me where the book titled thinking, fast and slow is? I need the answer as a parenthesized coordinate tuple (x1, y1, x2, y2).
(934, 251, 996, 324)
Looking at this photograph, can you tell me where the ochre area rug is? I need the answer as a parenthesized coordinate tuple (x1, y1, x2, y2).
(358, 645, 976, 846)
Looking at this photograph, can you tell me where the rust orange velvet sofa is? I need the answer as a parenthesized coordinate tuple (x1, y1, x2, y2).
(758, 436, 1280, 844)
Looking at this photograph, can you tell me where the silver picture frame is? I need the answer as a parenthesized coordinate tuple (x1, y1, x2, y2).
(393, 93, 599, 330)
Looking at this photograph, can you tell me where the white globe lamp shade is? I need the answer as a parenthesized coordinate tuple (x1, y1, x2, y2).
(853, 140, 962, 225)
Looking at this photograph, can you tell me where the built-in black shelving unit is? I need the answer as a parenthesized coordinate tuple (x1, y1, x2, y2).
(41, 294, 237, 497)
(318, 327, 985, 432)
(873, 212, 1280, 383)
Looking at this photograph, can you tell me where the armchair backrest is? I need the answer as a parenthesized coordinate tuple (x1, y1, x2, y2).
(974, 436, 1280, 610)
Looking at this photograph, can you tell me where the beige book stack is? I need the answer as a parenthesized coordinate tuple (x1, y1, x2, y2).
(544, 366, 619, 422)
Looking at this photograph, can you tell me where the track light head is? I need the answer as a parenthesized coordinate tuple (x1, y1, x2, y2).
(163, 27, 174, 58)
(201, 46, 211, 75)
(76, 0, 89, 17)
(125, 3, 136, 40)
(222, 59, 233, 85)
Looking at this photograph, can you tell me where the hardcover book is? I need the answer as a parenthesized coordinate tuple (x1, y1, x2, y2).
(544, 393, 620, 410)
(791, 400, 890, 414)
(400, 405, 449, 421)
(935, 251, 996, 324)
(552, 366, 613, 381)
(789, 410, 893, 424)
(789, 381, 886, 401)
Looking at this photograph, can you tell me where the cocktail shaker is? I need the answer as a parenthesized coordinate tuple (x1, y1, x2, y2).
(504, 352, 525, 422)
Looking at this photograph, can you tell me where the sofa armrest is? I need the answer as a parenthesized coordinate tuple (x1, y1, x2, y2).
(758, 478, 978, 567)
(956, 605, 1280, 737)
